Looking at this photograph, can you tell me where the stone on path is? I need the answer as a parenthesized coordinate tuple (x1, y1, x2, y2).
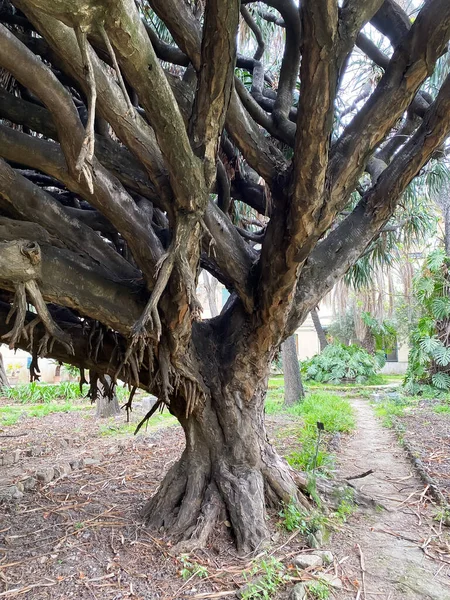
(293, 554, 323, 569)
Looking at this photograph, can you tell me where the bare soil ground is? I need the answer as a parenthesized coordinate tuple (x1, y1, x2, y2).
(395, 402, 450, 503)
(329, 397, 450, 600)
(0, 397, 449, 599)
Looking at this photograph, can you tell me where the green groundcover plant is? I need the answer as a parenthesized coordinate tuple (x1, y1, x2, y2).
(302, 343, 385, 385)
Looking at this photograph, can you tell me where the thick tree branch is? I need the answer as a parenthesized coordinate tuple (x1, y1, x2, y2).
(0, 156, 139, 279)
(189, 0, 239, 183)
(287, 72, 450, 335)
(0, 22, 162, 284)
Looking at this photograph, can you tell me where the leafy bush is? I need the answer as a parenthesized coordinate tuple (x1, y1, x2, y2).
(405, 250, 450, 393)
(302, 343, 385, 385)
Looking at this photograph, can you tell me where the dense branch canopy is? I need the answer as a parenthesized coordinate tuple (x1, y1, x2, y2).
(0, 0, 449, 408)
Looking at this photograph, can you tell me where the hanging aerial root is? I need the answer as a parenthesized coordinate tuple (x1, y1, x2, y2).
(74, 25, 96, 194)
(129, 252, 175, 346)
(98, 24, 135, 118)
(121, 385, 137, 422)
(2, 282, 27, 348)
(25, 279, 73, 355)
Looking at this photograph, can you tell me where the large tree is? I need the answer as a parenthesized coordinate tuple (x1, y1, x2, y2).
(0, 0, 449, 553)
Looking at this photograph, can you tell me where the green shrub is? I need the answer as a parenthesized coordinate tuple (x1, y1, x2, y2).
(405, 250, 450, 394)
(302, 343, 385, 385)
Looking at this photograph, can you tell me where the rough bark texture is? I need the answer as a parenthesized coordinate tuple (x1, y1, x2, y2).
(281, 336, 304, 406)
(0, 0, 449, 552)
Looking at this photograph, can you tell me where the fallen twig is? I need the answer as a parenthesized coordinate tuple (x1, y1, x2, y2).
(356, 543, 366, 600)
(346, 469, 374, 481)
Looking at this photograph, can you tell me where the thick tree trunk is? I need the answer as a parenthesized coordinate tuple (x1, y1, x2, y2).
(281, 335, 304, 405)
(310, 307, 328, 352)
(141, 365, 310, 554)
(96, 375, 121, 418)
(0, 351, 8, 388)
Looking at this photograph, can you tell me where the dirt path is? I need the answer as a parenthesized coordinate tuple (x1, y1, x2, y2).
(332, 397, 450, 600)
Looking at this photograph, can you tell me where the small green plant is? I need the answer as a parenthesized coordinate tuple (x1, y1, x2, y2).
(308, 581, 330, 600)
(179, 554, 208, 580)
(302, 343, 385, 385)
(241, 557, 288, 600)
(278, 500, 328, 537)
(334, 487, 356, 523)
(278, 499, 306, 532)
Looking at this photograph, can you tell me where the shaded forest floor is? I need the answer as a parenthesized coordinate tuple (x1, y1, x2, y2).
(0, 390, 449, 599)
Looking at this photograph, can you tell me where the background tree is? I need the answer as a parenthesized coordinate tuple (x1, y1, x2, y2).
(0, 0, 449, 553)
(281, 335, 304, 405)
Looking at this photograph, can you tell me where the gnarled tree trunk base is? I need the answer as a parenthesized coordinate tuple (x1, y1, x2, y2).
(141, 436, 312, 555)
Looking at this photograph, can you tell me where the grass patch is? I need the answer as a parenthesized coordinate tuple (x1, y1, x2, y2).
(2, 382, 130, 404)
(434, 404, 450, 414)
(97, 412, 176, 436)
(372, 395, 418, 427)
(287, 391, 355, 433)
(266, 390, 355, 476)
(2, 382, 87, 404)
(0, 401, 90, 426)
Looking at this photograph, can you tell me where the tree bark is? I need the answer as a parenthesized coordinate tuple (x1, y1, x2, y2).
(96, 375, 121, 418)
(142, 334, 310, 554)
(310, 307, 328, 352)
(281, 335, 304, 406)
(0, 351, 9, 388)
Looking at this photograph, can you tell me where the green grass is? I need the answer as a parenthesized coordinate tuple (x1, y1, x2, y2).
(2, 382, 88, 404)
(1, 382, 130, 404)
(0, 401, 90, 426)
(288, 391, 355, 433)
(434, 404, 450, 414)
(97, 412, 176, 436)
(266, 389, 355, 479)
(372, 395, 418, 427)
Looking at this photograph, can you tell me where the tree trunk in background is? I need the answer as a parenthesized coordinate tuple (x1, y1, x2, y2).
(360, 329, 376, 354)
(311, 307, 328, 352)
(444, 204, 450, 256)
(96, 375, 121, 418)
(202, 271, 219, 317)
(0, 352, 8, 388)
(281, 335, 304, 406)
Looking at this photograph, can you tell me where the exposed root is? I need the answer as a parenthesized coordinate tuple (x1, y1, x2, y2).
(170, 483, 224, 554)
(142, 457, 188, 530)
(75, 25, 96, 194)
(98, 24, 135, 118)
